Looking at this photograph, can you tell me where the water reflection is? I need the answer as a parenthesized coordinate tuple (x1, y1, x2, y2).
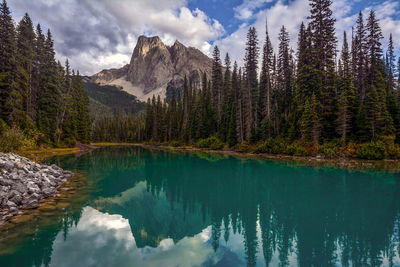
(1, 146, 400, 267)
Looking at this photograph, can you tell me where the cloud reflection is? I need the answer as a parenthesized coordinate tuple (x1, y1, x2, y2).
(48, 207, 223, 267)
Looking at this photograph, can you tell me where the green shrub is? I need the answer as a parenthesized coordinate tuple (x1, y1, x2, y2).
(169, 140, 181, 147)
(235, 142, 252, 153)
(195, 136, 224, 150)
(379, 135, 400, 159)
(357, 141, 386, 160)
(319, 140, 341, 158)
(0, 126, 33, 152)
(286, 141, 309, 156)
(0, 119, 9, 135)
(256, 137, 288, 154)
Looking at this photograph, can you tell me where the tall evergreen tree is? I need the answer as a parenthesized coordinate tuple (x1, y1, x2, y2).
(300, 93, 320, 144)
(364, 10, 393, 137)
(336, 32, 356, 144)
(15, 13, 36, 126)
(387, 33, 395, 92)
(211, 46, 223, 125)
(353, 12, 367, 101)
(259, 19, 273, 121)
(0, 0, 17, 124)
(308, 0, 337, 140)
(244, 27, 259, 139)
(37, 29, 62, 142)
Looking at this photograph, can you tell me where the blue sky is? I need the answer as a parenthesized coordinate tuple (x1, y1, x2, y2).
(8, 0, 400, 75)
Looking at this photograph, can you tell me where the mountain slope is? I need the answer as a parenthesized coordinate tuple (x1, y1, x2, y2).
(84, 82, 146, 119)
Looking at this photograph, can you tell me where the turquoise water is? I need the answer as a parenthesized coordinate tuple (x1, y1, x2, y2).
(1, 146, 400, 267)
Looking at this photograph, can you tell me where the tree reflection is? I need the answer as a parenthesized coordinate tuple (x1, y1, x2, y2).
(2, 146, 400, 267)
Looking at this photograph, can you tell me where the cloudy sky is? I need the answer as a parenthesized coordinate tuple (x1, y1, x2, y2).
(8, 0, 400, 75)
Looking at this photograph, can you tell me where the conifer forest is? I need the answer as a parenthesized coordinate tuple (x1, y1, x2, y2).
(0, 0, 90, 149)
(143, 0, 400, 159)
(1, 0, 400, 159)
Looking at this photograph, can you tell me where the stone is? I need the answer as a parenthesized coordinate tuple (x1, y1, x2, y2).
(9, 206, 18, 213)
(22, 199, 39, 209)
(10, 194, 22, 205)
(0, 153, 73, 216)
(6, 200, 16, 208)
(1, 161, 14, 171)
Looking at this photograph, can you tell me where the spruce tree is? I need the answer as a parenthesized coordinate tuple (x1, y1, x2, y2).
(244, 27, 259, 139)
(353, 12, 367, 101)
(37, 29, 62, 142)
(365, 10, 393, 137)
(0, 0, 17, 124)
(15, 13, 36, 126)
(211, 46, 223, 125)
(259, 19, 273, 121)
(300, 94, 320, 144)
(336, 32, 356, 144)
(308, 0, 337, 139)
(387, 34, 395, 92)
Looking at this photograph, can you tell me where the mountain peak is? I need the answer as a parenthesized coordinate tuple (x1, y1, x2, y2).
(91, 35, 213, 100)
(133, 35, 166, 58)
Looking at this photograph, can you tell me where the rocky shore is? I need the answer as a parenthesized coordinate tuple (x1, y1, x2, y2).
(0, 153, 73, 225)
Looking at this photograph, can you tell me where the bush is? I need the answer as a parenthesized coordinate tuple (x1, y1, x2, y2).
(357, 141, 386, 160)
(344, 141, 359, 158)
(169, 140, 181, 147)
(319, 140, 341, 158)
(380, 135, 400, 159)
(286, 141, 309, 156)
(256, 137, 288, 154)
(0, 126, 34, 153)
(0, 119, 8, 135)
(235, 142, 252, 153)
(195, 136, 224, 150)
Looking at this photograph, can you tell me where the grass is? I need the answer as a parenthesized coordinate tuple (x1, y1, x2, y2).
(90, 142, 136, 146)
(20, 147, 81, 162)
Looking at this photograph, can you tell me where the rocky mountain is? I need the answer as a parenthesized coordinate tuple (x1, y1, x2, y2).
(90, 36, 213, 101)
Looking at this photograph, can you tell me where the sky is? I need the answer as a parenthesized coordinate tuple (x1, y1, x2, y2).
(8, 0, 400, 75)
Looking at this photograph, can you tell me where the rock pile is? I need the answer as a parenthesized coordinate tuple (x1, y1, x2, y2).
(0, 153, 73, 224)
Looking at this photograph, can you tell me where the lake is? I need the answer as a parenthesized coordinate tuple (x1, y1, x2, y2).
(0, 146, 400, 267)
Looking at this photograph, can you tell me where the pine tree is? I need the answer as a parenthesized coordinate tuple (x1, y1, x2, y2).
(387, 33, 395, 92)
(145, 98, 153, 140)
(37, 29, 62, 142)
(259, 19, 273, 121)
(277, 25, 293, 122)
(211, 46, 223, 125)
(0, 0, 17, 124)
(220, 53, 232, 141)
(308, 0, 337, 139)
(244, 27, 259, 139)
(365, 10, 393, 137)
(73, 71, 91, 143)
(353, 12, 367, 101)
(31, 24, 46, 121)
(15, 13, 36, 126)
(336, 32, 356, 144)
(300, 93, 320, 144)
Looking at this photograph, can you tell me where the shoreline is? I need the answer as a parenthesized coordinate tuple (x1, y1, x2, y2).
(131, 143, 400, 172)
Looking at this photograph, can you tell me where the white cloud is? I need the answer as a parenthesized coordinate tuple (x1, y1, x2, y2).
(48, 206, 217, 267)
(9, 0, 225, 75)
(216, 0, 400, 69)
(234, 0, 274, 20)
(217, 0, 310, 68)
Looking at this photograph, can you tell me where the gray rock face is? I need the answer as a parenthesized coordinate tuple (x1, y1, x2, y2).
(0, 153, 73, 223)
(91, 35, 213, 98)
